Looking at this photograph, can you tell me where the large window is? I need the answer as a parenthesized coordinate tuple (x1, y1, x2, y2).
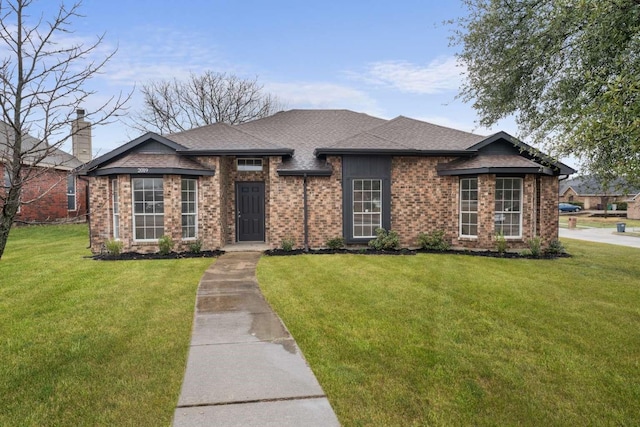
(181, 178, 197, 239)
(111, 178, 119, 239)
(132, 177, 164, 241)
(353, 179, 382, 238)
(67, 175, 76, 211)
(495, 177, 522, 237)
(460, 177, 478, 237)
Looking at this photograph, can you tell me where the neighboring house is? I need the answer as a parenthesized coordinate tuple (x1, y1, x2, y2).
(627, 193, 640, 220)
(559, 176, 640, 210)
(80, 109, 574, 254)
(0, 110, 91, 223)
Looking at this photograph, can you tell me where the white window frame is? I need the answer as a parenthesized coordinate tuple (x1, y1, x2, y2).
(352, 178, 382, 239)
(459, 177, 478, 238)
(237, 158, 263, 172)
(111, 178, 120, 240)
(495, 177, 523, 238)
(67, 174, 76, 211)
(132, 177, 164, 242)
(181, 178, 198, 240)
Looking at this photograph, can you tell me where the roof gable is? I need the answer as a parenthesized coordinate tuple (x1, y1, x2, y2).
(81, 132, 186, 175)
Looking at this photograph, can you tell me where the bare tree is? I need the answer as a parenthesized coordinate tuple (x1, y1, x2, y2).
(131, 71, 285, 134)
(0, 0, 128, 260)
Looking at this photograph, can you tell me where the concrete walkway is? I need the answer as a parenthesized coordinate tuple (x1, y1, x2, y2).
(560, 227, 640, 249)
(173, 252, 340, 427)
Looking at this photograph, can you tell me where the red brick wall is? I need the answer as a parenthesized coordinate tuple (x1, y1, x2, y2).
(0, 163, 87, 223)
(87, 155, 562, 253)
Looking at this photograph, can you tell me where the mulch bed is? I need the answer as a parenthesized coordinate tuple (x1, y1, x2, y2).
(264, 247, 571, 259)
(92, 248, 570, 260)
(91, 250, 224, 261)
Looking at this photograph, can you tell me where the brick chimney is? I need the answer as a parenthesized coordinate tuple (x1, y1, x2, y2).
(72, 109, 92, 164)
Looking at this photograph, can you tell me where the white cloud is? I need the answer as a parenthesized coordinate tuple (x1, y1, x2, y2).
(351, 57, 464, 94)
(266, 81, 384, 116)
(99, 27, 238, 87)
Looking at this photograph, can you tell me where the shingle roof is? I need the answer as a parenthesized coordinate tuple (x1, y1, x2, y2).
(438, 154, 545, 173)
(169, 122, 286, 151)
(105, 153, 210, 171)
(0, 122, 82, 170)
(559, 176, 640, 196)
(236, 109, 387, 171)
(85, 109, 574, 177)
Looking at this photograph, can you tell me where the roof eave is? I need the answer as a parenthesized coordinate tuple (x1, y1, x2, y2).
(277, 168, 333, 177)
(314, 148, 475, 157)
(178, 148, 294, 157)
(437, 166, 555, 176)
(89, 167, 215, 177)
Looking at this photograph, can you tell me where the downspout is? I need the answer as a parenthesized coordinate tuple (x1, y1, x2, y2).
(303, 173, 309, 252)
(78, 175, 91, 249)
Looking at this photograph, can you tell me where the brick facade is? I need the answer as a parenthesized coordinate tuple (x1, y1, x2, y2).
(87, 155, 561, 254)
(0, 163, 87, 223)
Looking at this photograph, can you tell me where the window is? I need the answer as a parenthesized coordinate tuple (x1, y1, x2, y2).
(460, 177, 478, 237)
(132, 177, 164, 241)
(237, 158, 263, 172)
(181, 178, 197, 239)
(3, 168, 10, 188)
(111, 178, 119, 239)
(495, 177, 522, 237)
(352, 179, 382, 238)
(67, 175, 76, 211)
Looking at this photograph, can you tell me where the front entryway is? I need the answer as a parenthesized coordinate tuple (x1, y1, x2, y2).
(236, 182, 265, 242)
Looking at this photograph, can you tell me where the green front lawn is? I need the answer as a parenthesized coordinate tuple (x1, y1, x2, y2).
(0, 224, 212, 426)
(257, 242, 640, 426)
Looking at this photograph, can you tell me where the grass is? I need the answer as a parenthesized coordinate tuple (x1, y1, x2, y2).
(0, 224, 212, 426)
(257, 241, 640, 426)
(559, 214, 640, 229)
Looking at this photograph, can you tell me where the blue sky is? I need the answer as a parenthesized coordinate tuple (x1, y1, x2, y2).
(51, 1, 523, 158)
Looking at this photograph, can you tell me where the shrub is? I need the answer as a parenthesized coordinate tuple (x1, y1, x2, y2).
(158, 235, 175, 255)
(368, 228, 400, 250)
(616, 202, 628, 210)
(417, 230, 450, 251)
(528, 236, 542, 257)
(494, 232, 507, 254)
(187, 239, 202, 253)
(281, 236, 295, 252)
(544, 239, 566, 256)
(105, 239, 123, 256)
(568, 201, 584, 209)
(326, 237, 345, 250)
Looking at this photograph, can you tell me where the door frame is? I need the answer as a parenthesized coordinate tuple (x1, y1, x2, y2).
(235, 181, 266, 242)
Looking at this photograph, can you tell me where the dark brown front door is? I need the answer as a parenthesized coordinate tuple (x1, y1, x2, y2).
(236, 182, 265, 242)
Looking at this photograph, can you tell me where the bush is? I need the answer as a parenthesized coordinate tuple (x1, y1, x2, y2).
(368, 228, 400, 250)
(544, 239, 566, 256)
(326, 237, 345, 250)
(568, 201, 584, 209)
(494, 232, 507, 254)
(528, 236, 542, 257)
(616, 202, 628, 210)
(281, 236, 295, 252)
(417, 230, 450, 251)
(158, 235, 175, 255)
(187, 239, 202, 253)
(105, 239, 123, 256)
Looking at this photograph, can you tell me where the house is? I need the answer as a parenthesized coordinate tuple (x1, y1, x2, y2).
(0, 110, 91, 223)
(80, 109, 574, 254)
(627, 193, 640, 220)
(559, 176, 640, 210)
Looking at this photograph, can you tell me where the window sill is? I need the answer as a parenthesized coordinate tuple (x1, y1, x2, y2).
(458, 236, 478, 241)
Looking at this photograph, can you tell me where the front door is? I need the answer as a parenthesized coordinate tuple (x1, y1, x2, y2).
(236, 182, 265, 242)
